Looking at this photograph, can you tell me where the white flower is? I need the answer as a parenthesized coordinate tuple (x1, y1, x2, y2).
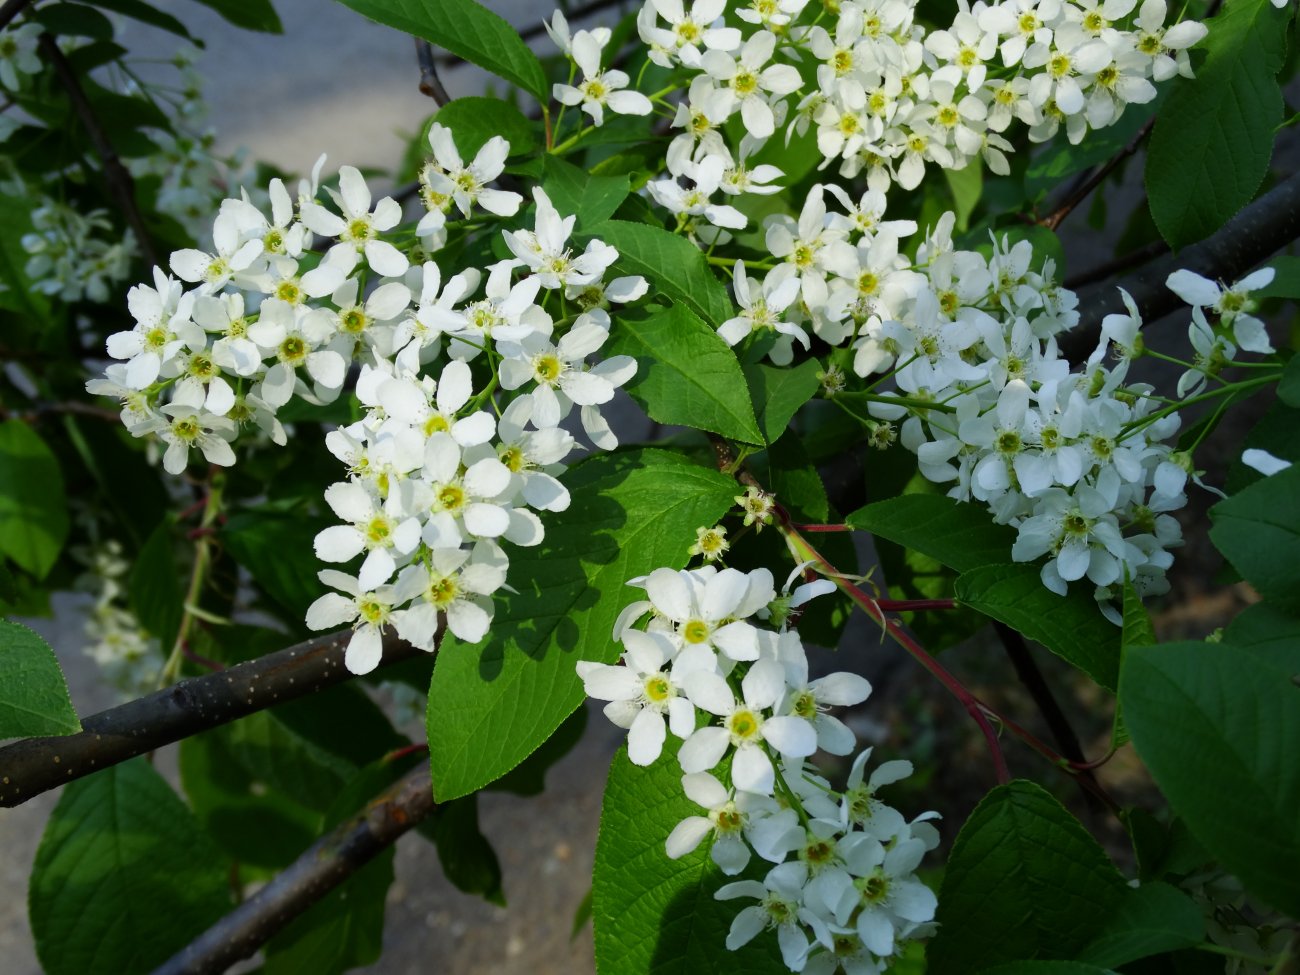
(775, 631, 871, 755)
(716, 862, 828, 970)
(666, 772, 801, 874)
(718, 262, 808, 363)
(169, 209, 264, 293)
(679, 656, 818, 794)
(554, 30, 652, 126)
(578, 628, 714, 765)
(305, 570, 396, 674)
(424, 124, 522, 218)
(106, 268, 203, 389)
(1166, 267, 1275, 353)
(0, 24, 41, 91)
(300, 165, 409, 277)
(314, 481, 422, 591)
(391, 543, 507, 646)
(700, 31, 802, 139)
(498, 316, 632, 429)
(503, 188, 619, 290)
(641, 566, 774, 661)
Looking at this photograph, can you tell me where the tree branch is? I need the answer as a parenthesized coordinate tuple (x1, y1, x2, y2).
(38, 32, 158, 269)
(415, 38, 451, 105)
(1068, 170, 1300, 353)
(0, 0, 35, 32)
(149, 762, 437, 975)
(1040, 118, 1154, 232)
(0, 630, 425, 807)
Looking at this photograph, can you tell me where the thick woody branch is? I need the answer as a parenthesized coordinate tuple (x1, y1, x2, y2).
(0, 630, 423, 807)
(1068, 170, 1300, 352)
(150, 762, 437, 975)
(38, 32, 158, 269)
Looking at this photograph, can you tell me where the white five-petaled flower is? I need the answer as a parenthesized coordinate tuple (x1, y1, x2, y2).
(1166, 267, 1275, 354)
(554, 29, 653, 127)
(424, 124, 523, 219)
(305, 570, 396, 674)
(300, 166, 409, 277)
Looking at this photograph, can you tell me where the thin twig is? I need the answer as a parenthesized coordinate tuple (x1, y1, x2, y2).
(1040, 118, 1155, 232)
(415, 38, 451, 106)
(993, 621, 1104, 810)
(149, 762, 437, 975)
(0, 400, 122, 423)
(0, 630, 426, 807)
(38, 33, 158, 269)
(0, 0, 35, 32)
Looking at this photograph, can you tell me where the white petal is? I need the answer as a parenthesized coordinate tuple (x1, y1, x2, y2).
(628, 708, 667, 765)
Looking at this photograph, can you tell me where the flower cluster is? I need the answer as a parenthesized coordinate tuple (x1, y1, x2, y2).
(20, 198, 135, 303)
(579, 563, 938, 972)
(633, 0, 1206, 200)
(75, 540, 164, 697)
(86, 126, 643, 672)
(1165, 266, 1276, 397)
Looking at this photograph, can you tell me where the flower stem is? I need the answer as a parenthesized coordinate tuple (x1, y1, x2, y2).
(157, 475, 223, 688)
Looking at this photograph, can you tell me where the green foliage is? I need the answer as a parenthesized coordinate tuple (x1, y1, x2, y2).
(128, 515, 183, 653)
(331, 0, 547, 99)
(593, 749, 789, 974)
(608, 304, 764, 444)
(743, 359, 822, 445)
(428, 450, 738, 800)
(426, 795, 506, 905)
(584, 220, 734, 325)
(955, 564, 1120, 688)
(543, 156, 631, 230)
(1146, 0, 1290, 249)
(190, 0, 284, 31)
(846, 494, 1017, 573)
(29, 759, 232, 975)
(434, 96, 540, 158)
(1209, 464, 1300, 615)
(928, 780, 1127, 974)
(0, 620, 79, 739)
(0, 420, 69, 579)
(1076, 882, 1205, 968)
(1121, 641, 1300, 917)
(222, 507, 332, 623)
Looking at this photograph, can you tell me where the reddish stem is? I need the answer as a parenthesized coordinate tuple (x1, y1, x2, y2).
(792, 523, 853, 532)
(873, 598, 957, 612)
(181, 643, 224, 672)
(384, 742, 429, 764)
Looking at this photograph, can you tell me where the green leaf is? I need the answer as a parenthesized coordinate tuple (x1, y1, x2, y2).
(1280, 353, 1300, 408)
(584, 219, 733, 325)
(1209, 464, 1300, 615)
(944, 161, 983, 232)
(1146, 0, 1289, 250)
(264, 850, 394, 975)
(490, 705, 587, 796)
(226, 710, 357, 813)
(0, 620, 79, 739)
(330, 0, 547, 98)
(1121, 641, 1300, 916)
(223, 508, 332, 622)
(1224, 603, 1300, 674)
(179, 728, 322, 869)
(129, 515, 183, 653)
(608, 304, 763, 444)
(427, 795, 505, 905)
(32, 3, 115, 39)
(433, 96, 539, 159)
(743, 359, 822, 445)
(955, 563, 1120, 688)
(543, 155, 630, 230)
(89, 0, 194, 38)
(428, 450, 737, 800)
(1258, 255, 1300, 302)
(0, 421, 69, 578)
(1077, 882, 1205, 968)
(191, 0, 282, 31)
(846, 494, 1017, 573)
(0, 195, 52, 326)
(928, 780, 1127, 975)
(29, 759, 231, 975)
(1111, 578, 1154, 749)
(593, 749, 789, 974)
